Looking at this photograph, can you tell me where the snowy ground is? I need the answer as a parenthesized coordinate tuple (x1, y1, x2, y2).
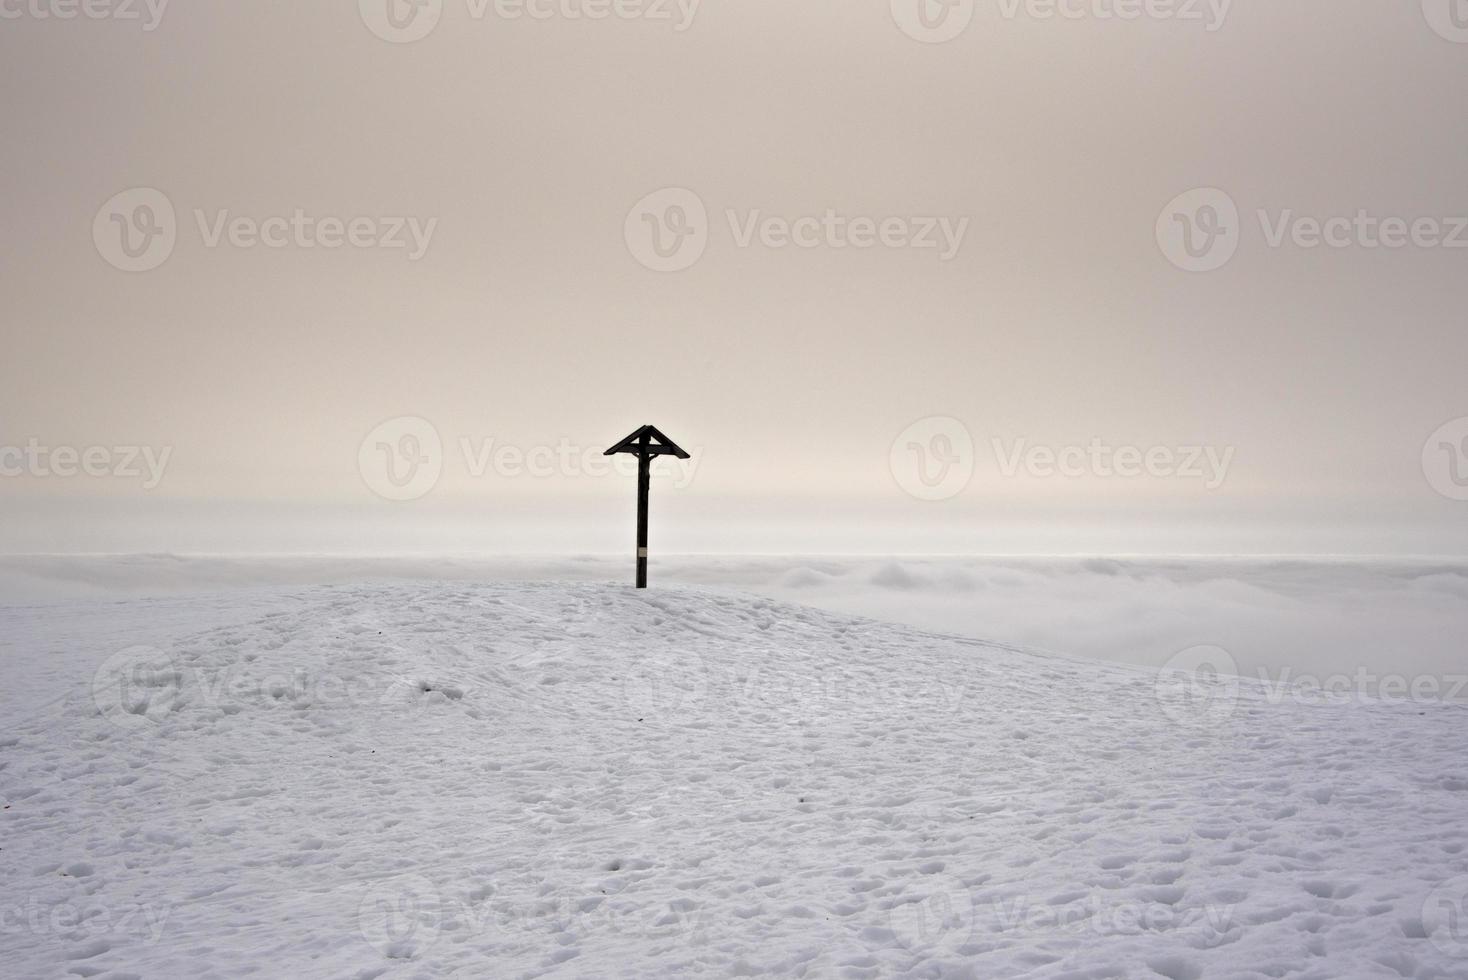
(3, 571, 1468, 977)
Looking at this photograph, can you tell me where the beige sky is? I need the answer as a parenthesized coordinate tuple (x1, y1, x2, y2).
(2, 1, 1467, 555)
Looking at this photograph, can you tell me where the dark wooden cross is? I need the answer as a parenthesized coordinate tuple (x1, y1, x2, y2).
(604, 425, 690, 589)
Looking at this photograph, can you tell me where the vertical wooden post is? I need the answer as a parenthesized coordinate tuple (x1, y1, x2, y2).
(636, 448, 650, 589)
(605, 426, 690, 590)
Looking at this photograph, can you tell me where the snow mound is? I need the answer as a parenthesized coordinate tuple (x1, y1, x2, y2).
(2, 582, 1467, 978)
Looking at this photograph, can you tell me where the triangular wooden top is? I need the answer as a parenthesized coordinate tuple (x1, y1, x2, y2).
(604, 425, 690, 459)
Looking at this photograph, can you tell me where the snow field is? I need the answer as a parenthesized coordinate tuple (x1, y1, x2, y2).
(1, 582, 1467, 978)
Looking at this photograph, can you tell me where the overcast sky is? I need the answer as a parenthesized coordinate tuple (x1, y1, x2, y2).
(2, 1, 1467, 555)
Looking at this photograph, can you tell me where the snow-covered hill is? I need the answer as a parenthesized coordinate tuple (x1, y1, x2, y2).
(3, 582, 1467, 978)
